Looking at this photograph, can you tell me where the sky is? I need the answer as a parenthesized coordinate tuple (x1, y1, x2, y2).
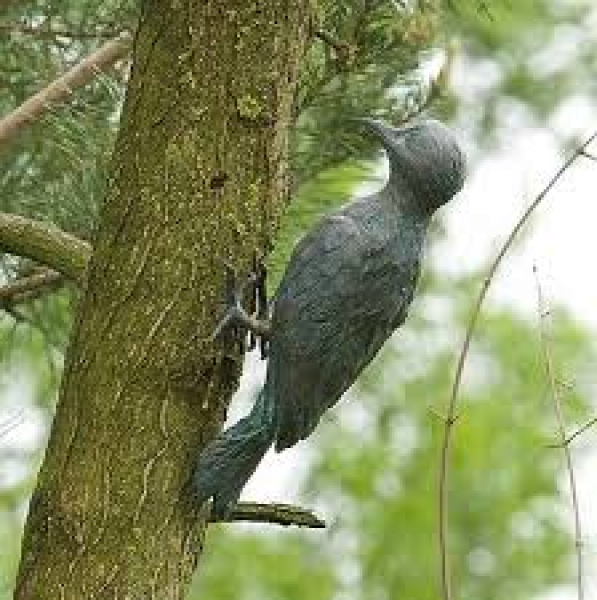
(442, 99, 597, 328)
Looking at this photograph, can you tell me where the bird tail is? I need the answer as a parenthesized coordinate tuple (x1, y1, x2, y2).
(194, 389, 275, 516)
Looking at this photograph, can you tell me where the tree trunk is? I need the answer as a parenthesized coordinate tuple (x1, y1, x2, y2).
(15, 1, 311, 597)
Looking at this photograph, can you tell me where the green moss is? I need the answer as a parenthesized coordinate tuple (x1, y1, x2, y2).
(246, 180, 262, 200)
(236, 94, 264, 120)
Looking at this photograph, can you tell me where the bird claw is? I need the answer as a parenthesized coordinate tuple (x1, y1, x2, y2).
(253, 259, 271, 358)
(212, 258, 271, 357)
(212, 263, 252, 352)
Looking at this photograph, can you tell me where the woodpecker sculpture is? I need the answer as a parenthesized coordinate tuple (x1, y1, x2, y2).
(195, 118, 466, 516)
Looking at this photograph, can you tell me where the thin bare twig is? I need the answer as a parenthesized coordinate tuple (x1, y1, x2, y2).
(563, 416, 597, 446)
(210, 501, 325, 529)
(579, 150, 597, 162)
(437, 127, 597, 600)
(534, 266, 584, 600)
(0, 32, 131, 146)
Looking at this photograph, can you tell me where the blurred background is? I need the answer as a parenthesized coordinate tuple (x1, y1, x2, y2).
(1, 1, 597, 599)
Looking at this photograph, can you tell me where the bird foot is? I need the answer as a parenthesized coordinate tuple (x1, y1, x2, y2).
(212, 259, 271, 357)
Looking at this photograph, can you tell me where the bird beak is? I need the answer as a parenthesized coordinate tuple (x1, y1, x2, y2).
(351, 117, 415, 149)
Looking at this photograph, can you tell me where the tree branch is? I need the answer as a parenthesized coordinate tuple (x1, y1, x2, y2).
(0, 32, 132, 146)
(211, 501, 326, 529)
(0, 268, 65, 306)
(0, 213, 91, 284)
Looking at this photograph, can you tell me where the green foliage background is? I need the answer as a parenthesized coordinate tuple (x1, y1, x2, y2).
(1, 1, 596, 598)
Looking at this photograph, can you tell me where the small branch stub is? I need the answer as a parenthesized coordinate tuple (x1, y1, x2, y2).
(0, 212, 91, 284)
(211, 502, 325, 529)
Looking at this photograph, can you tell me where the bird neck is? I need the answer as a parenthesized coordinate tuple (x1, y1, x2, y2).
(382, 174, 432, 221)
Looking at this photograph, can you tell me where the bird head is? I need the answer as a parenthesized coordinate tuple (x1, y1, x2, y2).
(356, 118, 466, 214)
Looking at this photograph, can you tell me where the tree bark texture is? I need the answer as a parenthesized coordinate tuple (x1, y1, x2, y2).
(15, 1, 311, 598)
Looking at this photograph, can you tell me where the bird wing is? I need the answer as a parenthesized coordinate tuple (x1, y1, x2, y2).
(268, 212, 419, 451)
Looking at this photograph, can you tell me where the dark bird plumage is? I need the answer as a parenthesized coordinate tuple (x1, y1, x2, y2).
(194, 119, 467, 516)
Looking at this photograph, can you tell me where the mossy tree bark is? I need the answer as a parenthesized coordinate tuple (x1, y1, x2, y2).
(15, 1, 311, 598)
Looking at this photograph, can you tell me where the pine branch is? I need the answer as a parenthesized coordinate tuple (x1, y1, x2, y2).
(0, 213, 91, 284)
(0, 32, 132, 146)
(313, 28, 353, 62)
(0, 22, 124, 40)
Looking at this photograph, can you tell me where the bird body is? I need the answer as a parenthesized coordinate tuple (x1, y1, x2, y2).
(270, 190, 428, 450)
(195, 119, 466, 516)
